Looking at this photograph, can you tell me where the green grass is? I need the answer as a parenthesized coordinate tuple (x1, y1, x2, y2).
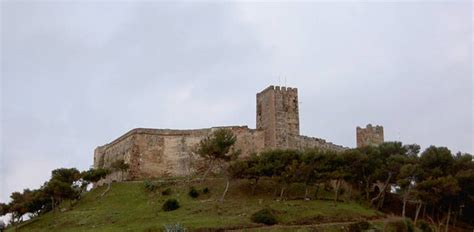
(10, 178, 383, 231)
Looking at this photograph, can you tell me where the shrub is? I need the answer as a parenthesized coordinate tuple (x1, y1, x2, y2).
(144, 180, 158, 192)
(348, 220, 370, 232)
(202, 187, 210, 194)
(385, 219, 413, 232)
(162, 188, 172, 196)
(251, 208, 277, 225)
(405, 219, 414, 232)
(416, 220, 433, 232)
(164, 223, 187, 232)
(188, 187, 199, 198)
(162, 199, 180, 211)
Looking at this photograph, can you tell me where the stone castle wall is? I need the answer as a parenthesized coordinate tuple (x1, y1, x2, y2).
(94, 85, 365, 183)
(94, 126, 265, 181)
(356, 124, 384, 147)
(296, 135, 347, 151)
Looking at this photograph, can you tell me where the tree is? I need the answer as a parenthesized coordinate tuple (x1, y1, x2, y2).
(197, 128, 237, 182)
(26, 189, 50, 216)
(340, 149, 368, 199)
(414, 146, 464, 231)
(243, 154, 265, 195)
(196, 129, 238, 201)
(44, 179, 76, 211)
(419, 146, 454, 180)
(304, 150, 333, 200)
(228, 155, 262, 195)
(80, 168, 110, 192)
(416, 176, 460, 231)
(294, 153, 317, 200)
(326, 153, 349, 203)
(355, 145, 381, 201)
(8, 191, 30, 224)
(44, 168, 81, 211)
(0, 202, 8, 216)
(397, 163, 419, 218)
(51, 168, 81, 185)
(111, 160, 129, 181)
(368, 142, 410, 209)
(452, 153, 474, 227)
(274, 150, 302, 199)
(81, 168, 109, 184)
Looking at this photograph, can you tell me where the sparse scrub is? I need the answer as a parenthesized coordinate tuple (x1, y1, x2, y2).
(144, 180, 158, 192)
(188, 187, 199, 198)
(250, 208, 278, 225)
(347, 220, 370, 232)
(202, 187, 209, 194)
(405, 219, 414, 232)
(416, 220, 433, 232)
(162, 198, 180, 211)
(161, 188, 172, 196)
(384, 219, 413, 232)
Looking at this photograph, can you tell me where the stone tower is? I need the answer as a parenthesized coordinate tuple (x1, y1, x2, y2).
(356, 124, 384, 147)
(256, 86, 299, 148)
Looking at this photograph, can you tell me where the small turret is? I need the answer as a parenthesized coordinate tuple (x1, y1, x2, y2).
(356, 124, 384, 147)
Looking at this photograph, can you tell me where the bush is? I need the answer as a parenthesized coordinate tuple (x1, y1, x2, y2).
(416, 220, 433, 232)
(405, 219, 414, 232)
(384, 219, 413, 232)
(202, 187, 210, 194)
(251, 208, 277, 225)
(162, 199, 180, 211)
(348, 220, 370, 232)
(144, 180, 158, 192)
(188, 187, 199, 198)
(162, 188, 172, 196)
(164, 223, 187, 232)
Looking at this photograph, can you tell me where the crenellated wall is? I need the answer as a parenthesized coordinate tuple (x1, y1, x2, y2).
(94, 85, 372, 183)
(356, 124, 384, 148)
(296, 135, 347, 151)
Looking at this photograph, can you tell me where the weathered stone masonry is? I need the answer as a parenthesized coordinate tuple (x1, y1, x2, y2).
(94, 86, 383, 182)
(356, 124, 384, 148)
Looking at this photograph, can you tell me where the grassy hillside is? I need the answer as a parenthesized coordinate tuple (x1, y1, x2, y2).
(10, 178, 386, 231)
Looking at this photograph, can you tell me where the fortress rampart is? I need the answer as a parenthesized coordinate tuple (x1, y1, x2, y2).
(94, 86, 381, 182)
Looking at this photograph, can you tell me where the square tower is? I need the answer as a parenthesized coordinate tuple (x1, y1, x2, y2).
(356, 124, 384, 148)
(256, 86, 300, 148)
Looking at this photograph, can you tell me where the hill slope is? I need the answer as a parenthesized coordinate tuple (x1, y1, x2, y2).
(11, 178, 385, 231)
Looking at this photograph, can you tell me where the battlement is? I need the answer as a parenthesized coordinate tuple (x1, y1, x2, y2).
(258, 85, 298, 95)
(356, 124, 384, 147)
(356, 124, 383, 132)
(297, 135, 348, 151)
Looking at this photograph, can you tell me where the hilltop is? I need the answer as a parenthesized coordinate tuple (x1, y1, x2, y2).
(9, 178, 398, 232)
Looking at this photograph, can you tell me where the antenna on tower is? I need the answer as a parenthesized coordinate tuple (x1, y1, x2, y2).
(285, 76, 287, 87)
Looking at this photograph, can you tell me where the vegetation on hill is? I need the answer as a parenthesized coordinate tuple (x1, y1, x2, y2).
(5, 179, 384, 231)
(1, 129, 473, 231)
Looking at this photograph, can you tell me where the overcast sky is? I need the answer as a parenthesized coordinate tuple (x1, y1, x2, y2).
(1, 1, 472, 203)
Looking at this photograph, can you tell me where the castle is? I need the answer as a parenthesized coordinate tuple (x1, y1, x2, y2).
(94, 86, 384, 181)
